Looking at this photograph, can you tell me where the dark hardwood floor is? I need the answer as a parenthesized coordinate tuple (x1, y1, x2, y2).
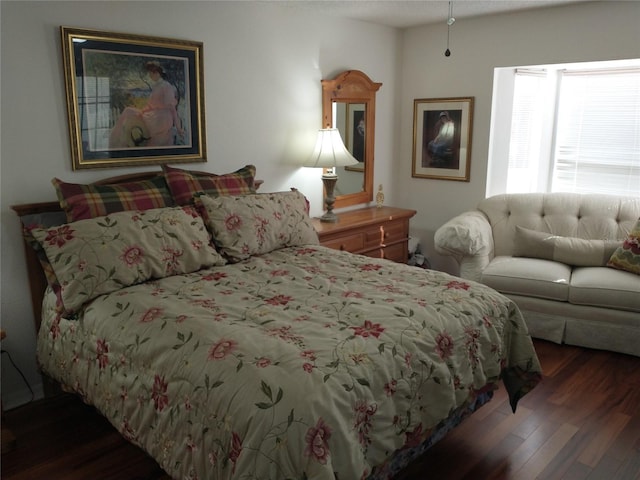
(2, 339, 639, 480)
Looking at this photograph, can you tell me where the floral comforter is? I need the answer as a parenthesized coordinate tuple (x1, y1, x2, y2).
(37, 246, 542, 480)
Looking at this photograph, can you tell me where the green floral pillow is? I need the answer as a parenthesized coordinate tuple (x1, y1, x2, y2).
(30, 206, 226, 314)
(607, 218, 640, 275)
(196, 190, 319, 262)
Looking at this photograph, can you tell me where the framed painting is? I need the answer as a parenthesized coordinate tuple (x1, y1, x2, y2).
(411, 97, 474, 181)
(60, 26, 206, 170)
(345, 103, 365, 172)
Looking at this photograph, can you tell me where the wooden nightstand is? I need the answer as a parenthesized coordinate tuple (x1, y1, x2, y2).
(312, 206, 416, 263)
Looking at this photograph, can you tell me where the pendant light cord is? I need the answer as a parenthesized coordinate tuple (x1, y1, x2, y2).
(445, 1, 454, 57)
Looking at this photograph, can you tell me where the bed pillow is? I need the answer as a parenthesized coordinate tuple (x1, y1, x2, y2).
(30, 206, 226, 314)
(196, 190, 319, 262)
(53, 176, 174, 223)
(163, 164, 256, 206)
(607, 218, 640, 275)
(513, 226, 620, 267)
(20, 211, 69, 294)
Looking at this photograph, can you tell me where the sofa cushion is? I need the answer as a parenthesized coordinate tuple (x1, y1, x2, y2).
(514, 226, 620, 266)
(570, 267, 640, 313)
(481, 256, 571, 302)
(607, 217, 640, 275)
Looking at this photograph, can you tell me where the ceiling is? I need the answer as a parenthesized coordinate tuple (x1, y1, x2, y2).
(279, 0, 590, 29)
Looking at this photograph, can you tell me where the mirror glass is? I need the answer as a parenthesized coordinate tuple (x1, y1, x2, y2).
(334, 102, 366, 197)
(322, 70, 381, 210)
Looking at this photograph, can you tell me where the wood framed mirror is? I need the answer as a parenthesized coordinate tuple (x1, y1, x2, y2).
(322, 70, 382, 210)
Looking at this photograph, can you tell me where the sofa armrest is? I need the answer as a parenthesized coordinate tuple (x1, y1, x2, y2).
(434, 211, 494, 281)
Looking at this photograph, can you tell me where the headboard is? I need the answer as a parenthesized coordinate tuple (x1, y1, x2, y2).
(11, 170, 263, 333)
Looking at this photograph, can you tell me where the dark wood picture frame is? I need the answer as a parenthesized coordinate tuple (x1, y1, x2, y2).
(61, 26, 207, 170)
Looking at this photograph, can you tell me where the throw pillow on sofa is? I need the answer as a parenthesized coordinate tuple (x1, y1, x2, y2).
(513, 226, 620, 267)
(607, 218, 640, 275)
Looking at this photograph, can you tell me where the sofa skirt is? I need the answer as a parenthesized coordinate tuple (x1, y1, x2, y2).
(502, 294, 640, 357)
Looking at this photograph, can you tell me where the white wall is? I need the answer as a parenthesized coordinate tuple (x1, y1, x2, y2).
(0, 0, 400, 408)
(397, 1, 640, 273)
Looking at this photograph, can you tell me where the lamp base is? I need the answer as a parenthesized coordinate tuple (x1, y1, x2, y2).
(320, 173, 339, 222)
(319, 210, 339, 223)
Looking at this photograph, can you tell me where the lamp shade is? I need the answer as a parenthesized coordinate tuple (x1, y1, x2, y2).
(303, 128, 359, 168)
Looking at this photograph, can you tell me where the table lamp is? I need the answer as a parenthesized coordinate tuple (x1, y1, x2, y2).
(303, 128, 359, 222)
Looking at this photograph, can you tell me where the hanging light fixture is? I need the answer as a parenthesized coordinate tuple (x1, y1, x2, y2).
(445, 1, 455, 57)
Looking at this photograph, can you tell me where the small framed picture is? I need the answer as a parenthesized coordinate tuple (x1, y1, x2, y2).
(60, 26, 206, 170)
(412, 97, 474, 181)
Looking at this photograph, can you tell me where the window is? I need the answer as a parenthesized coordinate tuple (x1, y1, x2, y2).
(488, 60, 640, 197)
(553, 69, 640, 194)
(77, 76, 112, 151)
(505, 69, 549, 193)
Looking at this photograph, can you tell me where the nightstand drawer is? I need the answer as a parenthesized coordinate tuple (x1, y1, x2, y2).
(384, 220, 408, 241)
(366, 219, 407, 247)
(362, 225, 385, 249)
(361, 242, 407, 263)
(380, 242, 407, 263)
(321, 232, 365, 252)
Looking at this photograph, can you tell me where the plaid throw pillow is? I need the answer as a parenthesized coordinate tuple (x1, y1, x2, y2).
(52, 176, 174, 222)
(163, 164, 256, 205)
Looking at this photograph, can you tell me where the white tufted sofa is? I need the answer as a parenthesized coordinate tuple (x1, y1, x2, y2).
(434, 193, 640, 357)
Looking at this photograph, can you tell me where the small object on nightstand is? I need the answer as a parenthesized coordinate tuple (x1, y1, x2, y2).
(1, 329, 17, 454)
(376, 184, 384, 208)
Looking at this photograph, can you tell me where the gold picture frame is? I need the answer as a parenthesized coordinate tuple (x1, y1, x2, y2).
(411, 97, 474, 181)
(60, 26, 206, 170)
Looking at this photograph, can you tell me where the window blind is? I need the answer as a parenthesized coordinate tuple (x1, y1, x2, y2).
(552, 68, 640, 195)
(506, 69, 547, 193)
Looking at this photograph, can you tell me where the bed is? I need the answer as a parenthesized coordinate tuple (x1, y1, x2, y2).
(13, 166, 542, 480)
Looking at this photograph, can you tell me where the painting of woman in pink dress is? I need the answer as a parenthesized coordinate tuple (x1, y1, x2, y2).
(109, 61, 185, 149)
